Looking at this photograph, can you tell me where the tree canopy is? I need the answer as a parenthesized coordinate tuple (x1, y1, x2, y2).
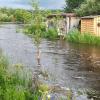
(64, 0, 85, 12)
(75, 0, 100, 16)
(64, 0, 100, 16)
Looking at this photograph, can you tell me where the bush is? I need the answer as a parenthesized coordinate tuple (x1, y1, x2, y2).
(0, 13, 14, 22)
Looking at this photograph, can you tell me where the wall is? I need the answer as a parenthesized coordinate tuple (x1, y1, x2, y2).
(81, 18, 94, 35)
(70, 17, 80, 31)
(47, 16, 80, 35)
(59, 16, 80, 34)
(95, 16, 100, 36)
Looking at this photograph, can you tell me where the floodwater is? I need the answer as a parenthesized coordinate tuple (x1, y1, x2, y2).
(0, 24, 100, 100)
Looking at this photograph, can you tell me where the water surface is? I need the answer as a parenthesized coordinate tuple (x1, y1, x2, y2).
(0, 24, 100, 99)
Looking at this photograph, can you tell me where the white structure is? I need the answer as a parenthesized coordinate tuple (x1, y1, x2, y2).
(47, 13, 80, 36)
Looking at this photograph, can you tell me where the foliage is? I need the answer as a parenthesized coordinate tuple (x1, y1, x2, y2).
(14, 9, 32, 23)
(75, 0, 100, 16)
(0, 8, 15, 22)
(64, 0, 85, 12)
(24, 1, 60, 41)
(24, 24, 59, 40)
(66, 29, 100, 46)
(24, 23, 46, 36)
(44, 28, 58, 40)
(0, 8, 15, 16)
(0, 13, 13, 22)
(0, 8, 32, 23)
(29, 0, 45, 46)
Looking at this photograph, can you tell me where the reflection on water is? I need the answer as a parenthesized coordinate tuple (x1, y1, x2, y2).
(0, 24, 100, 99)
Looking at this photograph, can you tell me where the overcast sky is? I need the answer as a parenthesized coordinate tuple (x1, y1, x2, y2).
(0, 0, 65, 9)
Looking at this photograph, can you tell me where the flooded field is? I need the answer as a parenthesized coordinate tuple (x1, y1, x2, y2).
(0, 24, 100, 99)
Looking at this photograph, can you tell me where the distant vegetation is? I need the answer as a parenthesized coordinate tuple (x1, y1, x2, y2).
(0, 7, 62, 24)
(0, 8, 32, 23)
(65, 0, 100, 16)
(75, 0, 100, 16)
(0, 8, 14, 22)
(64, 0, 85, 13)
(14, 9, 32, 23)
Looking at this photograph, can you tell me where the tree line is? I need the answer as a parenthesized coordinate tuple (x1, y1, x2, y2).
(0, 8, 32, 23)
(64, 0, 100, 16)
(0, 0, 99, 23)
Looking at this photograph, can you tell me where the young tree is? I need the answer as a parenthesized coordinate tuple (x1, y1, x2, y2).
(64, 0, 85, 12)
(31, 0, 45, 66)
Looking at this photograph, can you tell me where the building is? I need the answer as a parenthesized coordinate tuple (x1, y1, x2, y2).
(81, 15, 100, 36)
(46, 13, 80, 36)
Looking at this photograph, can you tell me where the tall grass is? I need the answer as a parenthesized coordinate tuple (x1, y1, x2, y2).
(0, 53, 42, 100)
(66, 29, 100, 46)
(24, 24, 58, 40)
(43, 28, 58, 40)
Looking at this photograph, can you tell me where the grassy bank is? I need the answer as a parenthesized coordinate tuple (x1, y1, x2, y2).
(23, 24, 58, 40)
(24, 26, 100, 46)
(0, 53, 42, 100)
(66, 30, 100, 46)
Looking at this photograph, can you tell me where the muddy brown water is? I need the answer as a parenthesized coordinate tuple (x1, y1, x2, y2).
(0, 24, 100, 99)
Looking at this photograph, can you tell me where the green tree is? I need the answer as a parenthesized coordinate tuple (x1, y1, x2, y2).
(31, 0, 45, 66)
(64, 0, 85, 12)
(14, 9, 32, 23)
(75, 0, 100, 16)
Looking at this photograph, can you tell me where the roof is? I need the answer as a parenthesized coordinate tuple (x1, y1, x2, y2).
(47, 13, 76, 18)
(81, 15, 100, 19)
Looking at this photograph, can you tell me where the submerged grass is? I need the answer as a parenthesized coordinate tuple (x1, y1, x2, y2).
(66, 30, 100, 46)
(0, 53, 42, 100)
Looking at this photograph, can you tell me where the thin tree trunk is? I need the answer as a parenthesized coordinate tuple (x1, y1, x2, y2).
(37, 46, 41, 66)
